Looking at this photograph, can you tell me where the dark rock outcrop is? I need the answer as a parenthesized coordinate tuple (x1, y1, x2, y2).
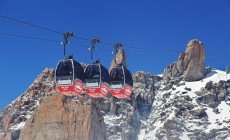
(133, 71, 161, 118)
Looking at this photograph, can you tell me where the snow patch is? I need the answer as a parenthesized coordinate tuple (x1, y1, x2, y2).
(10, 122, 25, 130)
(180, 129, 190, 140)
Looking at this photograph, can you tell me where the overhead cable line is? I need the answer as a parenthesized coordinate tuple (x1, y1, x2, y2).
(3, 32, 230, 60)
(1, 15, 230, 59)
(0, 32, 60, 43)
(208, 55, 230, 59)
(0, 15, 182, 54)
(0, 32, 90, 49)
(0, 14, 92, 42)
(123, 45, 181, 54)
(0, 15, 63, 35)
(100, 41, 114, 46)
(73, 36, 91, 42)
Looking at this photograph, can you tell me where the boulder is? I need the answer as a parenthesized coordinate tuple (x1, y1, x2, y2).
(218, 89, 227, 101)
(189, 108, 207, 118)
(205, 81, 213, 90)
(164, 119, 178, 129)
(196, 93, 216, 107)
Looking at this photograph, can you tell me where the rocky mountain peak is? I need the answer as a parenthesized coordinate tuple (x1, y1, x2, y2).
(109, 48, 127, 71)
(163, 39, 206, 82)
(183, 39, 206, 81)
(187, 39, 203, 47)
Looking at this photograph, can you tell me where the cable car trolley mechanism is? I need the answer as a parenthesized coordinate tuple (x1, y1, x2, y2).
(84, 38, 110, 98)
(109, 43, 133, 99)
(55, 32, 85, 96)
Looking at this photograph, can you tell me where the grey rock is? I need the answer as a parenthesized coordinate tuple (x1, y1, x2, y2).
(218, 89, 227, 101)
(205, 81, 213, 90)
(184, 87, 191, 91)
(164, 83, 173, 90)
(182, 91, 188, 94)
(195, 90, 208, 96)
(196, 93, 216, 106)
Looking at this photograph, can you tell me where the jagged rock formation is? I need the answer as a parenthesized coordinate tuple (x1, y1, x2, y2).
(163, 39, 206, 82)
(133, 71, 162, 118)
(109, 48, 127, 72)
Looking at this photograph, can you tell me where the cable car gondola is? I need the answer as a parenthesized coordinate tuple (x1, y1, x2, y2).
(55, 32, 84, 96)
(109, 43, 133, 99)
(84, 38, 110, 98)
(56, 58, 84, 96)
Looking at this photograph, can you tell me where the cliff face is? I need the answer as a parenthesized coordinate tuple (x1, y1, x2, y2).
(19, 94, 106, 140)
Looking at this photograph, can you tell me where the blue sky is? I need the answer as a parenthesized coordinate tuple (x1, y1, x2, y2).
(0, 0, 230, 109)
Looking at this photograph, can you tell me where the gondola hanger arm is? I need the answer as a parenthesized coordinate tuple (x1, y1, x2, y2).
(90, 38, 101, 63)
(61, 32, 74, 58)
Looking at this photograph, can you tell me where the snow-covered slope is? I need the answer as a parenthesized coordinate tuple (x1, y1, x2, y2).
(139, 69, 230, 140)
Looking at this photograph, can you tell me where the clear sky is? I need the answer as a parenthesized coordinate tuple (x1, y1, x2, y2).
(0, 0, 230, 109)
